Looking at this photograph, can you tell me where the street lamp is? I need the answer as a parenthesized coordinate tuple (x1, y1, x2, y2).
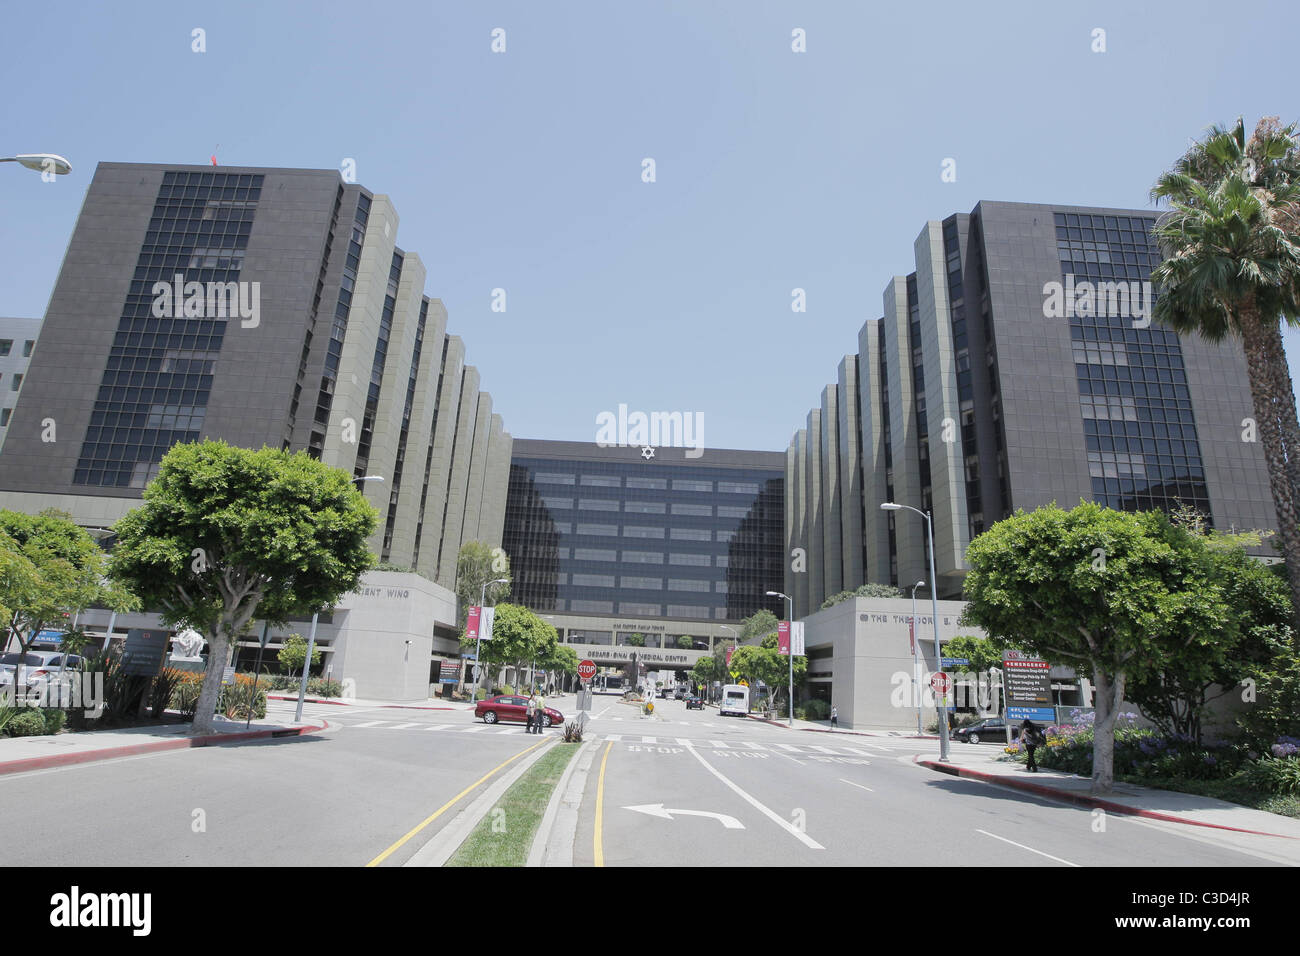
(882, 502, 949, 760)
(765, 590, 795, 726)
(295, 475, 384, 721)
(910, 580, 926, 735)
(1, 153, 72, 175)
(472, 576, 509, 700)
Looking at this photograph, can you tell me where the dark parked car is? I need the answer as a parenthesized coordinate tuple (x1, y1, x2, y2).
(952, 717, 1011, 744)
(474, 695, 564, 727)
(684, 695, 703, 710)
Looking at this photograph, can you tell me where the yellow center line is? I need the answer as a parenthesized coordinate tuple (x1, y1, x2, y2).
(365, 737, 548, 867)
(594, 740, 613, 867)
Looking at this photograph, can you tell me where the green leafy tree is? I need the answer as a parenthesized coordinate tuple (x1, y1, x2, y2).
(821, 582, 905, 609)
(1238, 625, 1300, 744)
(461, 603, 557, 691)
(0, 510, 134, 695)
(539, 642, 579, 690)
(1151, 117, 1300, 639)
(624, 632, 645, 647)
(690, 654, 719, 688)
(739, 610, 779, 643)
(731, 634, 807, 712)
(961, 501, 1237, 793)
(108, 442, 377, 734)
(1125, 517, 1291, 743)
(675, 635, 693, 649)
(277, 633, 321, 678)
(940, 635, 1004, 674)
(455, 541, 511, 627)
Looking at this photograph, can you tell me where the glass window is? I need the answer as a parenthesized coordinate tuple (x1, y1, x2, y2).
(0, 341, 11, 356)
(575, 523, 617, 536)
(669, 553, 710, 567)
(573, 548, 616, 561)
(0, 408, 10, 427)
(626, 476, 667, 490)
(625, 501, 666, 514)
(579, 499, 620, 511)
(22, 340, 34, 357)
(716, 506, 750, 518)
(571, 574, 615, 588)
(580, 474, 621, 487)
(672, 503, 712, 516)
(671, 479, 713, 492)
(624, 526, 665, 538)
(668, 579, 711, 592)
(620, 576, 663, 590)
(534, 472, 575, 485)
(10, 374, 22, 391)
(541, 496, 574, 510)
(622, 551, 664, 564)
(671, 528, 711, 541)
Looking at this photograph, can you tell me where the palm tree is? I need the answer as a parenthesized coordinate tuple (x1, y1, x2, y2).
(1151, 117, 1300, 641)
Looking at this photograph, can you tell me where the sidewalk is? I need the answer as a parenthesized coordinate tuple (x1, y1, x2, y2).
(916, 745, 1300, 841)
(0, 715, 328, 777)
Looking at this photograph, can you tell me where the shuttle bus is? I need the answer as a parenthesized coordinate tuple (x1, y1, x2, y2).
(719, 683, 749, 717)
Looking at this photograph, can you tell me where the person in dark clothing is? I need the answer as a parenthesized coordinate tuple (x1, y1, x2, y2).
(1019, 719, 1042, 772)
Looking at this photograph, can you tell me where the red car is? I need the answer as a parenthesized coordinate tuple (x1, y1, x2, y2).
(475, 695, 564, 727)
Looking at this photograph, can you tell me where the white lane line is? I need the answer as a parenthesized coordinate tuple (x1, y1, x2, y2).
(774, 743, 804, 752)
(641, 736, 658, 745)
(462, 726, 488, 733)
(388, 722, 419, 730)
(675, 738, 694, 747)
(975, 829, 1079, 867)
(684, 746, 824, 850)
(352, 721, 389, 728)
(739, 741, 769, 751)
(612, 717, 624, 722)
(840, 778, 874, 793)
(842, 748, 873, 757)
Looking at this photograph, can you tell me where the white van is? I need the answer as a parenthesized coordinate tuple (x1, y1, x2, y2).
(719, 683, 749, 717)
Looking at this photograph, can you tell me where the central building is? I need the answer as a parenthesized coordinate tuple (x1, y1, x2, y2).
(503, 439, 785, 678)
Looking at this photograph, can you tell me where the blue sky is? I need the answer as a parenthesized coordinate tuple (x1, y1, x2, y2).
(3, 0, 1300, 452)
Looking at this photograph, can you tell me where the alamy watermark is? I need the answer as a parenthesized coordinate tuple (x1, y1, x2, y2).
(152, 274, 260, 327)
(1042, 274, 1151, 328)
(596, 404, 704, 458)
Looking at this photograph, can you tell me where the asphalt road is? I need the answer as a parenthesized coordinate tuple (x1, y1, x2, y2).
(573, 696, 1293, 867)
(1, 693, 1291, 867)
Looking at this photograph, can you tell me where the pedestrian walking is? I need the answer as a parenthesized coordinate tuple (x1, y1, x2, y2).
(536, 691, 547, 732)
(1019, 719, 1042, 772)
(830, 706, 838, 729)
(525, 692, 538, 733)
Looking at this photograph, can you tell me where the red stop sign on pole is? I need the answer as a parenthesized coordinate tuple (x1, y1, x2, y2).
(578, 659, 597, 682)
(930, 672, 953, 696)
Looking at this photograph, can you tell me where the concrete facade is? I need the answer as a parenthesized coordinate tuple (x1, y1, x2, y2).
(787, 200, 1279, 605)
(0, 318, 42, 455)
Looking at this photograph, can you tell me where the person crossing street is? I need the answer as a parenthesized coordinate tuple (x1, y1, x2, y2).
(525, 692, 538, 733)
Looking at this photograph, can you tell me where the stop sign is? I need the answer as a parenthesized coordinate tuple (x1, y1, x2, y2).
(578, 659, 598, 682)
(930, 672, 953, 696)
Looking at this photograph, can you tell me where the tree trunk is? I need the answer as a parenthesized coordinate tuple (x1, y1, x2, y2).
(1238, 306, 1300, 646)
(1090, 667, 1126, 794)
(191, 629, 231, 735)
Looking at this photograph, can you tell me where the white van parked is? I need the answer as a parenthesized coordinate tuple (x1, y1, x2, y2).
(719, 683, 749, 717)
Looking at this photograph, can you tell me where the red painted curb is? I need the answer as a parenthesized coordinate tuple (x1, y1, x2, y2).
(267, 694, 349, 706)
(0, 720, 329, 777)
(915, 756, 1299, 840)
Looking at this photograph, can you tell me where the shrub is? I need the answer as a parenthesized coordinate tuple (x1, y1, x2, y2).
(306, 677, 341, 698)
(42, 708, 66, 734)
(562, 720, 584, 743)
(6, 709, 48, 737)
(218, 674, 268, 720)
(171, 672, 205, 719)
(802, 699, 831, 721)
(1235, 753, 1300, 796)
(150, 668, 185, 718)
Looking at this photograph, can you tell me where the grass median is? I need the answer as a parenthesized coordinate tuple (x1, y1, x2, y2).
(446, 740, 582, 867)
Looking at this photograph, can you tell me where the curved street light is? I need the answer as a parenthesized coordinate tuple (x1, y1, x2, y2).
(1, 154, 72, 175)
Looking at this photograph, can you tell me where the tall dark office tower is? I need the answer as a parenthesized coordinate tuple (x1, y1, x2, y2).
(788, 201, 1276, 605)
(502, 439, 785, 663)
(0, 163, 511, 581)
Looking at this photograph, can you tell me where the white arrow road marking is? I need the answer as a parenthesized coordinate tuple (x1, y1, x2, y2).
(975, 829, 1079, 867)
(840, 778, 874, 793)
(622, 804, 744, 829)
(685, 745, 824, 850)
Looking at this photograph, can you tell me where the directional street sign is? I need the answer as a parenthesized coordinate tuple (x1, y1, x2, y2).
(622, 804, 744, 829)
(941, 657, 970, 668)
(930, 671, 953, 696)
(578, 659, 598, 682)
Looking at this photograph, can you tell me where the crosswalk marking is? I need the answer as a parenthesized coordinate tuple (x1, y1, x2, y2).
(675, 738, 693, 747)
(775, 743, 804, 752)
(462, 726, 487, 733)
(843, 747, 873, 756)
(604, 734, 622, 742)
(388, 723, 418, 730)
(495, 728, 518, 734)
(641, 736, 657, 744)
(809, 745, 839, 754)
(353, 721, 389, 728)
(708, 740, 727, 748)
(426, 725, 454, 731)
(740, 741, 768, 750)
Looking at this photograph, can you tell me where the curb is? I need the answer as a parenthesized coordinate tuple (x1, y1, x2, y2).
(266, 694, 460, 711)
(0, 719, 330, 777)
(915, 756, 1300, 840)
(743, 714, 939, 740)
(528, 738, 593, 867)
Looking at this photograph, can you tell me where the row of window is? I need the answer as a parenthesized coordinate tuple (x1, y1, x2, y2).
(0, 340, 34, 357)
(531, 472, 759, 495)
(567, 574, 727, 592)
(565, 600, 721, 618)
